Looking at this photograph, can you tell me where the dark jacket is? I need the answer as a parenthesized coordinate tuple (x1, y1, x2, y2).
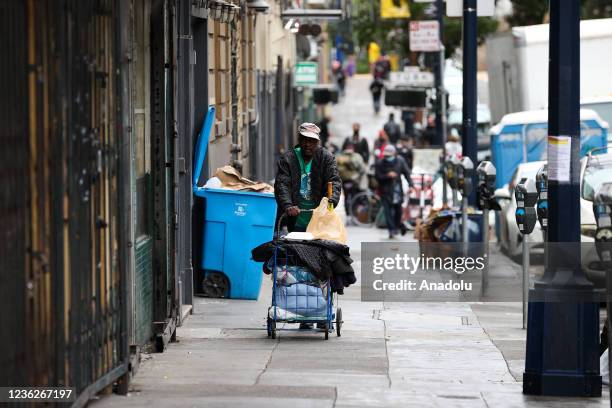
(375, 155, 412, 198)
(384, 120, 402, 144)
(274, 146, 342, 231)
(342, 135, 370, 164)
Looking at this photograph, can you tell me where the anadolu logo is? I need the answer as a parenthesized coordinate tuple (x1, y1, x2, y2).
(234, 203, 248, 217)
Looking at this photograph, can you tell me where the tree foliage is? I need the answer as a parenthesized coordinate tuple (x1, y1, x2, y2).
(347, 0, 498, 59)
(506, 0, 612, 27)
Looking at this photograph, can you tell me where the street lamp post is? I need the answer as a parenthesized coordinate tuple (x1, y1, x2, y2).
(523, 1, 601, 397)
(462, 0, 477, 207)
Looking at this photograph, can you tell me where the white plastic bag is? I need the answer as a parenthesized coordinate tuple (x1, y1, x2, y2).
(306, 197, 347, 244)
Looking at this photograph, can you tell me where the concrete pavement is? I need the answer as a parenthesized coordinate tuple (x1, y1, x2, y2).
(92, 225, 608, 407)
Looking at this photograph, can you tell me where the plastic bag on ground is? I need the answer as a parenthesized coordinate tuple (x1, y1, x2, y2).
(306, 197, 347, 244)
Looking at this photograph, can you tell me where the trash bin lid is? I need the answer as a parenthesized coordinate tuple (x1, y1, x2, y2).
(193, 105, 216, 188)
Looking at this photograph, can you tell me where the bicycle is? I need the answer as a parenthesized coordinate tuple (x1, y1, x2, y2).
(349, 189, 383, 227)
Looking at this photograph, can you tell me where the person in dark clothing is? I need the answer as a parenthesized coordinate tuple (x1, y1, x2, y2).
(373, 129, 389, 162)
(397, 136, 414, 171)
(383, 113, 402, 145)
(332, 60, 346, 97)
(422, 115, 436, 147)
(342, 123, 370, 164)
(369, 78, 384, 114)
(274, 122, 342, 233)
(317, 115, 331, 147)
(401, 109, 415, 138)
(375, 144, 412, 239)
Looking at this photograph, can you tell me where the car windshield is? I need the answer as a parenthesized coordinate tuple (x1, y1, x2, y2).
(582, 153, 612, 201)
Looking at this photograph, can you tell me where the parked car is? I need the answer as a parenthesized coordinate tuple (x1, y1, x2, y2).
(494, 147, 612, 287)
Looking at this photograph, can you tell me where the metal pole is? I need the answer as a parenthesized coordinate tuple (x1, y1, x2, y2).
(482, 208, 489, 296)
(522, 236, 529, 329)
(452, 187, 458, 209)
(434, 0, 444, 147)
(420, 173, 425, 219)
(607, 269, 612, 403)
(523, 0, 601, 396)
(462, 0, 478, 206)
(462, 196, 468, 255)
(440, 45, 448, 206)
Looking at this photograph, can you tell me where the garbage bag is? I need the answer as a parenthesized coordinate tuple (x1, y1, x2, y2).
(306, 197, 347, 244)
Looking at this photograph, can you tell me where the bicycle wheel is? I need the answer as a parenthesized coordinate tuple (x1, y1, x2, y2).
(350, 191, 375, 227)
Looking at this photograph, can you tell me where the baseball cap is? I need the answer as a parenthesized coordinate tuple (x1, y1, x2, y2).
(383, 144, 396, 156)
(298, 123, 321, 140)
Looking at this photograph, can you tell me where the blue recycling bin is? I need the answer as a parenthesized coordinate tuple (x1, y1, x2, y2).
(193, 107, 277, 299)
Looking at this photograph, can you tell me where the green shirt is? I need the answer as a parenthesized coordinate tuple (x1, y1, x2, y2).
(294, 147, 317, 229)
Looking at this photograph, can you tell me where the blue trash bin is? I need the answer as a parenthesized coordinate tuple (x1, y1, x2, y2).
(193, 106, 277, 299)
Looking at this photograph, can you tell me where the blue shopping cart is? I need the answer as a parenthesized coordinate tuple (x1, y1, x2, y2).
(266, 213, 343, 340)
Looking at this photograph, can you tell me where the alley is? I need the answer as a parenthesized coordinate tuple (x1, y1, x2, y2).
(92, 78, 608, 407)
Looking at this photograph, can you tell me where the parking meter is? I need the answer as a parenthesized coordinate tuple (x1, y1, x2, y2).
(476, 161, 499, 296)
(457, 157, 474, 197)
(476, 161, 501, 211)
(447, 156, 461, 208)
(456, 157, 474, 254)
(515, 177, 537, 329)
(515, 178, 538, 235)
(446, 157, 459, 190)
(593, 182, 612, 392)
(594, 182, 612, 266)
(535, 165, 548, 231)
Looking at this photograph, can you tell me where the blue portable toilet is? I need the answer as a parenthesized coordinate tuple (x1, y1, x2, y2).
(193, 107, 277, 299)
(490, 109, 608, 188)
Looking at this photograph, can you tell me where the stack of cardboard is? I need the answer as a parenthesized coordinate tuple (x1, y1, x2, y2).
(213, 166, 273, 193)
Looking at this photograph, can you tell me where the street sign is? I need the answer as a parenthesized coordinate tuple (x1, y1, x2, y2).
(294, 62, 318, 86)
(409, 20, 440, 52)
(446, 0, 495, 17)
(389, 68, 435, 87)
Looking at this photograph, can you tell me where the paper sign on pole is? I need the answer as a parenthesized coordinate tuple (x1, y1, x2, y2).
(446, 0, 495, 17)
(409, 21, 441, 52)
(548, 135, 571, 182)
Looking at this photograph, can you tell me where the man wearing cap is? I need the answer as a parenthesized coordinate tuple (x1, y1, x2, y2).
(274, 123, 342, 232)
(375, 144, 412, 239)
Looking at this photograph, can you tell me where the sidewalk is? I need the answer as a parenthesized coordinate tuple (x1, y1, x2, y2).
(93, 226, 608, 407)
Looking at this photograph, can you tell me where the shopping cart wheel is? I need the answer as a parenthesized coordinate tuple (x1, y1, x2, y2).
(266, 317, 272, 338)
(271, 320, 277, 339)
(324, 328, 329, 340)
(336, 308, 342, 337)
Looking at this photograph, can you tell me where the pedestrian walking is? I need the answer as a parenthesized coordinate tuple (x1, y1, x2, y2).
(397, 136, 414, 171)
(342, 123, 370, 164)
(383, 112, 402, 145)
(274, 123, 342, 233)
(318, 115, 331, 147)
(336, 142, 366, 225)
(373, 130, 389, 161)
(369, 78, 384, 115)
(375, 145, 412, 239)
(332, 60, 346, 97)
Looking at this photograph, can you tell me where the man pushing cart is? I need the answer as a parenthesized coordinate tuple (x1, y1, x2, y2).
(252, 122, 351, 338)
